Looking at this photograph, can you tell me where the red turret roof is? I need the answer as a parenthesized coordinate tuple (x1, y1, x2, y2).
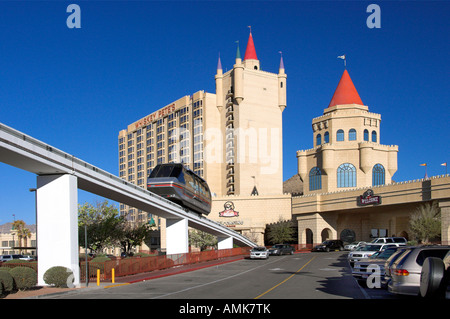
(244, 32, 258, 60)
(328, 70, 363, 108)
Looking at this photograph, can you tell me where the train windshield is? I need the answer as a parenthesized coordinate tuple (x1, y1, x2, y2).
(149, 165, 182, 178)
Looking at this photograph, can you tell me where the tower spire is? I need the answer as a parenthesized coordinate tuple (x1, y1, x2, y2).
(328, 70, 363, 108)
(244, 28, 257, 60)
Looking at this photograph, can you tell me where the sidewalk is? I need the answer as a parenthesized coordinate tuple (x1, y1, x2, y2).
(3, 256, 245, 299)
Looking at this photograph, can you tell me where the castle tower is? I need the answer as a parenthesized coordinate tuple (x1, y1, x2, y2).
(214, 30, 286, 196)
(297, 69, 398, 194)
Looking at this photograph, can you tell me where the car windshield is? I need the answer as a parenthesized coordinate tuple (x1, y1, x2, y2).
(373, 248, 397, 259)
(360, 245, 382, 251)
(252, 247, 267, 252)
(272, 245, 283, 248)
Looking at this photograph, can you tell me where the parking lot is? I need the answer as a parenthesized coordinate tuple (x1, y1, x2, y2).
(40, 251, 411, 300)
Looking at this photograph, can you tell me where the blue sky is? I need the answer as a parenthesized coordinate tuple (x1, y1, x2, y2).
(0, 1, 448, 225)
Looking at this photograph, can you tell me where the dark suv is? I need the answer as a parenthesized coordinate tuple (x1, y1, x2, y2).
(312, 240, 344, 252)
(268, 244, 295, 256)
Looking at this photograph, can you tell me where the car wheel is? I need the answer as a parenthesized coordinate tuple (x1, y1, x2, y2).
(325, 247, 330, 252)
(420, 257, 446, 298)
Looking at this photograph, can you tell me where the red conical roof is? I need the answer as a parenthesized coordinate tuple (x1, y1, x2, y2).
(244, 32, 258, 60)
(328, 70, 363, 108)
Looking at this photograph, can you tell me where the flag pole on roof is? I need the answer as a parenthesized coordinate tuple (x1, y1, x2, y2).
(338, 54, 346, 68)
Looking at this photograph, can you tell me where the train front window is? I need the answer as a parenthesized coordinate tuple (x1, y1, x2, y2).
(150, 165, 173, 178)
(169, 165, 182, 178)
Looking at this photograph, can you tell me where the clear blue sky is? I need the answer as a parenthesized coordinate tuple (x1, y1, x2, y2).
(0, 1, 448, 225)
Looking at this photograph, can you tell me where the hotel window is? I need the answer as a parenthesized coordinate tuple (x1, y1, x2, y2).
(337, 163, 356, 188)
(372, 164, 385, 186)
(309, 167, 322, 191)
(336, 129, 344, 141)
(372, 130, 377, 143)
(364, 129, 369, 141)
(316, 134, 321, 146)
(349, 129, 357, 141)
(324, 131, 329, 143)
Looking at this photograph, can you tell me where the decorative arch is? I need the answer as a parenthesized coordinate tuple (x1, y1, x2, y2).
(321, 228, 332, 242)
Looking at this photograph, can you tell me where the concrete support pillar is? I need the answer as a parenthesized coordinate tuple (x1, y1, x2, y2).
(217, 236, 233, 250)
(36, 174, 79, 286)
(166, 218, 189, 255)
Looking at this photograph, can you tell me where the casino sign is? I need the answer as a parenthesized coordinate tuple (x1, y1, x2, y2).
(357, 189, 381, 206)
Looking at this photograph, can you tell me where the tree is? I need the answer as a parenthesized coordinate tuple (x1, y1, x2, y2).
(409, 201, 441, 244)
(117, 222, 153, 256)
(266, 217, 296, 245)
(78, 200, 125, 254)
(189, 229, 217, 251)
(12, 220, 31, 253)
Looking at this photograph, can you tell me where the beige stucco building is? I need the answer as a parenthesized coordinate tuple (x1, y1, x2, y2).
(292, 69, 450, 247)
(118, 32, 449, 250)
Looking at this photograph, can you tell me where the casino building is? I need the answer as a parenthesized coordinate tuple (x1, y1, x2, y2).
(118, 30, 450, 250)
(118, 31, 291, 247)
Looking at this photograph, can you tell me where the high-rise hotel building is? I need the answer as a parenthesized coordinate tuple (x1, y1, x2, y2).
(118, 31, 287, 225)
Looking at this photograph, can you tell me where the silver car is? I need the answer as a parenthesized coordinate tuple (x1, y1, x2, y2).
(388, 245, 450, 296)
(250, 246, 269, 259)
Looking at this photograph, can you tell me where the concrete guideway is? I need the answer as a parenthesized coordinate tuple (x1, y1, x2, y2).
(0, 122, 256, 286)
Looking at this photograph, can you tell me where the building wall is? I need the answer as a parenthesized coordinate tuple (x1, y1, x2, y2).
(209, 194, 292, 246)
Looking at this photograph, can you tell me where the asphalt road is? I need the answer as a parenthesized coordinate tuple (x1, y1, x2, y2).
(41, 251, 403, 301)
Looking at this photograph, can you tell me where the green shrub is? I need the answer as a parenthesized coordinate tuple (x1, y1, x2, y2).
(9, 267, 37, 290)
(0, 269, 15, 292)
(90, 256, 111, 263)
(43, 266, 74, 288)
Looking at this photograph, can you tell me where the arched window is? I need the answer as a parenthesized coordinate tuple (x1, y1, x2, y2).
(336, 129, 344, 141)
(337, 163, 356, 188)
(372, 130, 377, 143)
(372, 163, 385, 186)
(324, 131, 329, 143)
(364, 129, 369, 141)
(349, 129, 357, 141)
(309, 167, 322, 191)
(316, 134, 321, 146)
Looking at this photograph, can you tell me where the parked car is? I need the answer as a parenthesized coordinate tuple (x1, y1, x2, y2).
(371, 237, 407, 245)
(383, 247, 410, 286)
(268, 244, 294, 256)
(0, 254, 24, 263)
(312, 240, 344, 252)
(250, 247, 269, 259)
(352, 247, 399, 288)
(344, 241, 366, 251)
(19, 255, 36, 261)
(348, 243, 400, 268)
(388, 245, 450, 296)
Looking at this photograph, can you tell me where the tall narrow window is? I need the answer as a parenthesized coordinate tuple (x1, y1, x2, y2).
(364, 129, 369, 141)
(316, 134, 322, 146)
(372, 130, 377, 143)
(372, 164, 385, 186)
(309, 167, 322, 191)
(349, 129, 357, 141)
(337, 163, 356, 188)
(336, 129, 344, 141)
(324, 131, 329, 143)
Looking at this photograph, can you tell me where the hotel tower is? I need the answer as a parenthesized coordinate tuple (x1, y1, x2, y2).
(118, 31, 287, 226)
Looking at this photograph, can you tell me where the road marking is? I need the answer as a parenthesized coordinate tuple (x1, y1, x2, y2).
(254, 256, 316, 299)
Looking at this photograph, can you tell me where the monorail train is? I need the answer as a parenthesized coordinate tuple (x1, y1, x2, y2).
(147, 163, 212, 215)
